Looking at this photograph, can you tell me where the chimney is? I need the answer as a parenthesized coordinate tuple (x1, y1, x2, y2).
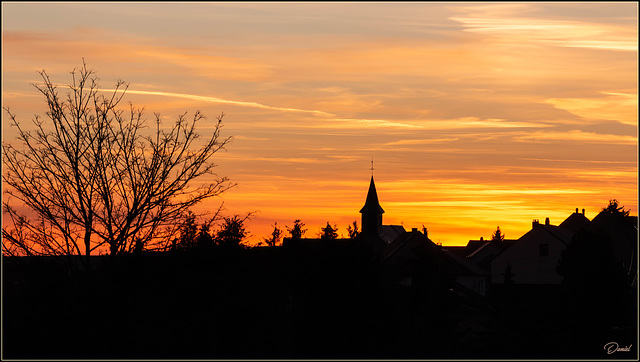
(545, 217, 550, 226)
(582, 208, 585, 215)
(412, 227, 418, 232)
(576, 208, 579, 214)
(533, 219, 539, 228)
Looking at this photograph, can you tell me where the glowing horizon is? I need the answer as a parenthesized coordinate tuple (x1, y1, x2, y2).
(2, 2, 637, 247)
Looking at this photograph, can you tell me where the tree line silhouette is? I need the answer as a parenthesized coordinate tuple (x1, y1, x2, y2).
(3, 199, 634, 359)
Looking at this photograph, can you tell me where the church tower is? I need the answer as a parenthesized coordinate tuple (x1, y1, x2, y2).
(360, 176, 384, 235)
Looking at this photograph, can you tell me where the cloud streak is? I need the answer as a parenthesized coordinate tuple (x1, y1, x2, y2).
(450, 3, 637, 51)
(384, 138, 459, 146)
(107, 89, 335, 117)
(545, 92, 638, 126)
(513, 130, 637, 145)
(314, 117, 551, 131)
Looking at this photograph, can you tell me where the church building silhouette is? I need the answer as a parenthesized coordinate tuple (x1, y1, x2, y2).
(359, 175, 410, 245)
(360, 175, 384, 235)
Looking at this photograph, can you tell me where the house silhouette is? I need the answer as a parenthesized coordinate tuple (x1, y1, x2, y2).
(491, 215, 578, 284)
(490, 207, 637, 286)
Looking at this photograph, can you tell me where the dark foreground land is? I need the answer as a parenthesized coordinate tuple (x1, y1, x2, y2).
(3, 242, 637, 359)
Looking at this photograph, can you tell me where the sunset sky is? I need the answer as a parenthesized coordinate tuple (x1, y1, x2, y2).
(2, 2, 637, 246)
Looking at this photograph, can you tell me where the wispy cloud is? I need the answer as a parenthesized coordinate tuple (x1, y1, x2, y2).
(316, 117, 550, 131)
(384, 138, 459, 146)
(429, 117, 548, 129)
(1, 91, 39, 99)
(513, 130, 637, 145)
(520, 157, 637, 165)
(317, 86, 350, 93)
(106, 89, 335, 117)
(217, 154, 327, 164)
(545, 92, 638, 126)
(326, 118, 423, 129)
(233, 135, 271, 141)
(450, 3, 637, 51)
(572, 170, 639, 180)
(327, 155, 360, 162)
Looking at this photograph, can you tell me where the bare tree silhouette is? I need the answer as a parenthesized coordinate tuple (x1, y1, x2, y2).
(346, 220, 360, 239)
(263, 222, 283, 247)
(2, 61, 234, 266)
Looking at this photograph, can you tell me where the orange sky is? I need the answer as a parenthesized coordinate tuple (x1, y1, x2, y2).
(2, 2, 637, 246)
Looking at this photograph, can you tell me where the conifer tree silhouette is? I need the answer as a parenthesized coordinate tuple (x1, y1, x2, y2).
(286, 219, 307, 239)
(491, 226, 505, 242)
(319, 222, 339, 240)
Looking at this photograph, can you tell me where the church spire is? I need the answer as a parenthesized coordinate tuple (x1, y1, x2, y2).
(360, 174, 384, 235)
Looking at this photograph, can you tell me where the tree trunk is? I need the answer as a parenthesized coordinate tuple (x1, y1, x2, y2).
(84, 225, 92, 271)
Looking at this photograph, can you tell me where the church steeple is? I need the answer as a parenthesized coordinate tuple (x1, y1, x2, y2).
(360, 176, 384, 234)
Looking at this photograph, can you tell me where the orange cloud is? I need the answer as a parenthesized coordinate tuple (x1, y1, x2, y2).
(2, 29, 274, 82)
(513, 130, 637, 145)
(384, 138, 459, 146)
(545, 92, 638, 126)
(450, 3, 637, 51)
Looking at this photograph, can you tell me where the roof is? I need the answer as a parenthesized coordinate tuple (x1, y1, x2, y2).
(465, 240, 517, 272)
(381, 230, 419, 261)
(539, 224, 574, 245)
(466, 242, 491, 259)
(497, 239, 517, 251)
(511, 223, 573, 248)
(379, 230, 489, 282)
(442, 246, 467, 257)
(589, 212, 637, 243)
(464, 240, 486, 256)
(442, 249, 489, 276)
(359, 176, 384, 214)
(378, 225, 405, 244)
(380, 229, 437, 262)
(558, 211, 590, 234)
(467, 239, 517, 258)
(588, 212, 638, 271)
